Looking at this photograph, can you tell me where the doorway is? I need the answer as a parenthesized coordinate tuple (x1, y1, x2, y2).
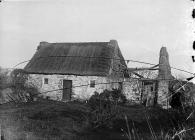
(141, 81, 157, 106)
(63, 80, 72, 101)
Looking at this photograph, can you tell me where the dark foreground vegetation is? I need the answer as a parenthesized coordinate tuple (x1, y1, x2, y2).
(0, 98, 194, 140)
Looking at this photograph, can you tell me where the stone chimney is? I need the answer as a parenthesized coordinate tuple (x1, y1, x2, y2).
(158, 47, 172, 80)
(109, 39, 118, 46)
(108, 39, 123, 78)
(157, 47, 173, 108)
(37, 41, 50, 50)
(108, 39, 120, 54)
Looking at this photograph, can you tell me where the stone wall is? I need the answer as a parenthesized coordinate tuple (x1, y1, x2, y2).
(28, 74, 122, 101)
(157, 80, 170, 108)
(123, 78, 142, 103)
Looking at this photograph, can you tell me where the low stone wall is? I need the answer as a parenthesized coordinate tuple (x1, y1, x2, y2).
(28, 74, 122, 101)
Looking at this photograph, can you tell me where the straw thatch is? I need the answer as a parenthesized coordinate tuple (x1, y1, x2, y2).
(24, 40, 125, 76)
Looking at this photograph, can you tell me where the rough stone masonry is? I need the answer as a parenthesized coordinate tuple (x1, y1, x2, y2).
(157, 47, 173, 108)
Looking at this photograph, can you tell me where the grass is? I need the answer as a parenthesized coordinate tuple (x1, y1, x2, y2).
(0, 100, 90, 140)
(122, 106, 195, 140)
(0, 100, 194, 140)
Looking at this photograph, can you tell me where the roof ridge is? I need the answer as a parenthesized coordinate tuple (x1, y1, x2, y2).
(40, 41, 109, 44)
(53, 42, 109, 45)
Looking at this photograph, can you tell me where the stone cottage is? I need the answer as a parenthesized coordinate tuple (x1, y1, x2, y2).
(24, 40, 128, 101)
(24, 39, 175, 108)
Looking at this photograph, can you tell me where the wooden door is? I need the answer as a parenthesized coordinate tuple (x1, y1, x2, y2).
(63, 80, 72, 101)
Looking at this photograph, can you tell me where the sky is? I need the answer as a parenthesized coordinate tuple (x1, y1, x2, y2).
(0, 0, 194, 79)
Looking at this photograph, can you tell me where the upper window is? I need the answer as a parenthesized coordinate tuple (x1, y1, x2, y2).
(44, 78, 48, 84)
(90, 80, 95, 88)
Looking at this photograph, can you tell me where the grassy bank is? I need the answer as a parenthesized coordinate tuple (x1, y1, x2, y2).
(0, 100, 194, 140)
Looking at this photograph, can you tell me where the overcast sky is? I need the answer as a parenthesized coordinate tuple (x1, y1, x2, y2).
(0, 0, 194, 78)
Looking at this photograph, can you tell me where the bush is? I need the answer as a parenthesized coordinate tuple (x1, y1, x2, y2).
(88, 89, 126, 111)
(10, 69, 28, 88)
(0, 68, 9, 89)
(87, 89, 126, 129)
(9, 69, 40, 102)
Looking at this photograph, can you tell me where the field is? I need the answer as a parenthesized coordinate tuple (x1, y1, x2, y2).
(0, 99, 194, 140)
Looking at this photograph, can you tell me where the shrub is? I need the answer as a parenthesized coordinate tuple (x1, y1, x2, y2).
(87, 89, 126, 129)
(0, 68, 9, 89)
(10, 69, 28, 88)
(9, 69, 40, 102)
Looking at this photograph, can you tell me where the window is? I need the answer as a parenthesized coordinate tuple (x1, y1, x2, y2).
(90, 80, 95, 88)
(44, 78, 48, 84)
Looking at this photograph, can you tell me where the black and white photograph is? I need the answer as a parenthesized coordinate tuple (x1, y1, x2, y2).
(0, 0, 195, 139)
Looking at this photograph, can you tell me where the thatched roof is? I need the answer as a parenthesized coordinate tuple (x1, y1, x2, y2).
(24, 40, 126, 76)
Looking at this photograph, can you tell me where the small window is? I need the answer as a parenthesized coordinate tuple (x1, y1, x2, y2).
(44, 78, 48, 84)
(90, 80, 95, 88)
